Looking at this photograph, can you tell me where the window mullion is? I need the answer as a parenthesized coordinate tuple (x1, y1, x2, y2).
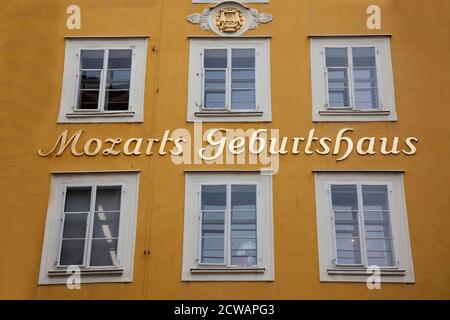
(357, 184, 368, 267)
(99, 49, 109, 111)
(348, 47, 356, 110)
(227, 48, 232, 111)
(226, 183, 231, 266)
(84, 185, 97, 268)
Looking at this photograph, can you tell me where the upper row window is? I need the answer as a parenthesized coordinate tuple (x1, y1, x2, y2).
(58, 38, 148, 123)
(57, 36, 397, 123)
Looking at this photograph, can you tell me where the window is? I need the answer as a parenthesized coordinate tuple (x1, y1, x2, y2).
(182, 172, 274, 281)
(39, 172, 139, 284)
(310, 37, 397, 122)
(314, 172, 414, 283)
(187, 38, 271, 122)
(58, 37, 148, 123)
(192, 0, 268, 3)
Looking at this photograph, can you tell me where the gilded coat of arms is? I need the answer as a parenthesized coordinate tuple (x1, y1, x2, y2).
(215, 8, 245, 33)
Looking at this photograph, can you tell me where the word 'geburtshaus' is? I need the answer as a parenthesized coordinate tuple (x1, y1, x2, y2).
(37, 128, 418, 162)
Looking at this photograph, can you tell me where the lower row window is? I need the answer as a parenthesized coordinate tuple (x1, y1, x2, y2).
(39, 171, 413, 284)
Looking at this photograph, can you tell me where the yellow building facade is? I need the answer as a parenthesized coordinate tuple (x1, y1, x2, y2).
(0, 0, 449, 299)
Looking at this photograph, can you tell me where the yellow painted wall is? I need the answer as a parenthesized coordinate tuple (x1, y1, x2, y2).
(0, 0, 449, 299)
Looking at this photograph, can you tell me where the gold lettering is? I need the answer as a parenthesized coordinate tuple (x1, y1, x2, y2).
(37, 129, 84, 157)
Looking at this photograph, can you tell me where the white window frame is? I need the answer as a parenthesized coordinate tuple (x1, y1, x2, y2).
(182, 172, 274, 281)
(58, 37, 148, 123)
(187, 38, 272, 122)
(39, 171, 140, 284)
(314, 171, 414, 283)
(310, 36, 397, 122)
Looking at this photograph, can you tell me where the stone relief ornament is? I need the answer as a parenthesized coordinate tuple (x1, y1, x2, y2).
(187, 1, 273, 36)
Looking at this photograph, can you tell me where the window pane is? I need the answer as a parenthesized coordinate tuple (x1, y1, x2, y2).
(231, 185, 256, 211)
(354, 88, 379, 109)
(327, 68, 348, 89)
(232, 49, 255, 68)
(231, 89, 256, 109)
(352, 47, 376, 67)
(93, 212, 120, 239)
(334, 211, 359, 238)
(336, 238, 362, 265)
(64, 187, 91, 212)
(201, 185, 226, 210)
(60, 239, 85, 265)
(95, 186, 122, 212)
(232, 69, 255, 89)
(78, 90, 99, 109)
(201, 238, 224, 264)
(204, 90, 226, 109)
(201, 211, 225, 237)
(325, 48, 348, 67)
(79, 71, 101, 90)
(330, 185, 358, 211)
(80, 50, 104, 69)
(107, 70, 131, 89)
(89, 239, 118, 266)
(108, 50, 132, 69)
(366, 238, 394, 267)
(353, 68, 378, 89)
(205, 70, 226, 90)
(231, 238, 257, 266)
(362, 185, 389, 211)
(204, 49, 227, 68)
(231, 211, 257, 238)
(104, 90, 129, 111)
(364, 211, 392, 238)
(62, 213, 88, 239)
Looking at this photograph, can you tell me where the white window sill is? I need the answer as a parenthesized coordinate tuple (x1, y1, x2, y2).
(66, 111, 135, 118)
(327, 267, 406, 276)
(195, 111, 264, 117)
(191, 267, 266, 274)
(318, 110, 390, 116)
(48, 268, 124, 277)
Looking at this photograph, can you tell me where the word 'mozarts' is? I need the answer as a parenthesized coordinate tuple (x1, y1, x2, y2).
(38, 128, 418, 162)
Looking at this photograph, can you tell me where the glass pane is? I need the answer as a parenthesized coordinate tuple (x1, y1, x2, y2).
(327, 68, 348, 89)
(205, 70, 226, 90)
(79, 71, 101, 89)
(204, 90, 226, 109)
(352, 47, 376, 67)
(353, 67, 378, 89)
(62, 213, 88, 239)
(354, 88, 379, 109)
(89, 239, 118, 266)
(232, 49, 255, 68)
(364, 213, 392, 238)
(231, 185, 256, 211)
(231, 89, 255, 109)
(204, 49, 227, 68)
(366, 238, 394, 267)
(201, 211, 225, 237)
(95, 186, 122, 212)
(334, 211, 359, 238)
(201, 238, 224, 264)
(60, 239, 85, 265)
(93, 212, 120, 239)
(231, 211, 257, 238)
(232, 69, 255, 89)
(80, 50, 104, 69)
(362, 185, 389, 211)
(325, 48, 348, 67)
(201, 185, 226, 210)
(78, 90, 99, 109)
(104, 90, 129, 111)
(336, 238, 362, 265)
(231, 238, 257, 266)
(64, 187, 91, 212)
(107, 70, 131, 89)
(330, 185, 358, 211)
(108, 49, 132, 69)
(328, 89, 350, 107)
